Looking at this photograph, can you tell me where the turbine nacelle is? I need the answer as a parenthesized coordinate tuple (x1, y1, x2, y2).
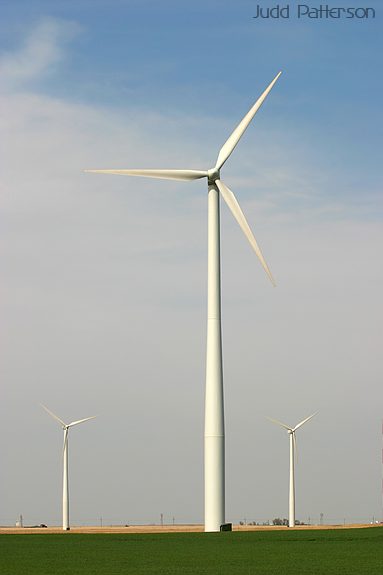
(207, 168, 220, 184)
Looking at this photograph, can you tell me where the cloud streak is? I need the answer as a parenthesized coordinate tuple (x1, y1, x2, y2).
(0, 17, 79, 89)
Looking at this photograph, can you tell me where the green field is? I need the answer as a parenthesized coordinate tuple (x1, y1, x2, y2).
(0, 528, 382, 575)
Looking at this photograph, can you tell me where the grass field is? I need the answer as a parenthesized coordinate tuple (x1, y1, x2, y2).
(0, 527, 382, 575)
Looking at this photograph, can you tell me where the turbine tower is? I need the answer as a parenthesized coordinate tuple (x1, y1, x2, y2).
(86, 72, 282, 532)
(41, 404, 96, 531)
(268, 413, 317, 528)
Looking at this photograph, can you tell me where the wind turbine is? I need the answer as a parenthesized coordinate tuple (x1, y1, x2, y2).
(41, 404, 96, 531)
(86, 71, 282, 532)
(268, 413, 317, 528)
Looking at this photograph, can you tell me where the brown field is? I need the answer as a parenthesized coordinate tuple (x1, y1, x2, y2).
(0, 523, 378, 535)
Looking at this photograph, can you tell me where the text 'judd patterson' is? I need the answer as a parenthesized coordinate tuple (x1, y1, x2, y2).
(253, 4, 376, 20)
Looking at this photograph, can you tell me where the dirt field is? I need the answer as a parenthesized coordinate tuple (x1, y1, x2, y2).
(0, 523, 378, 534)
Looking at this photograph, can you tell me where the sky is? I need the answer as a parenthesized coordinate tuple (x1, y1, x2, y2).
(1, 0, 382, 527)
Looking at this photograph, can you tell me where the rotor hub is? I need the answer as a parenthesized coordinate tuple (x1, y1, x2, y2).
(207, 168, 220, 184)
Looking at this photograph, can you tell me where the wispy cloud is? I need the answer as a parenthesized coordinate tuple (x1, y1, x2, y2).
(0, 17, 79, 90)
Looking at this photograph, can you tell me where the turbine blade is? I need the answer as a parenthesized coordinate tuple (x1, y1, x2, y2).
(267, 416, 292, 432)
(85, 169, 208, 181)
(63, 428, 69, 456)
(216, 180, 275, 285)
(293, 412, 318, 432)
(215, 71, 282, 170)
(293, 431, 298, 465)
(68, 416, 97, 427)
(41, 404, 66, 427)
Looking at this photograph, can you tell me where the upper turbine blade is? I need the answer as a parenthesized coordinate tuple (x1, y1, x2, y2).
(216, 180, 275, 286)
(85, 169, 207, 181)
(215, 71, 282, 170)
(41, 404, 66, 427)
(68, 416, 97, 428)
(267, 416, 292, 432)
(293, 412, 318, 432)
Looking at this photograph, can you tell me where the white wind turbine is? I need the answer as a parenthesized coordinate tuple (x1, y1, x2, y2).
(86, 72, 282, 532)
(268, 413, 317, 528)
(41, 404, 96, 531)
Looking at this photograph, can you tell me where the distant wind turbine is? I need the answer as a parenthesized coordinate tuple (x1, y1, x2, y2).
(268, 413, 317, 527)
(41, 404, 96, 531)
(86, 72, 282, 532)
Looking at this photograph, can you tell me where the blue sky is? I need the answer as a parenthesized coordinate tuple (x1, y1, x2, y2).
(1, 0, 382, 527)
(2, 0, 381, 212)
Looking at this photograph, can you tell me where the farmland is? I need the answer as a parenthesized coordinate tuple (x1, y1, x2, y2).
(0, 526, 382, 575)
